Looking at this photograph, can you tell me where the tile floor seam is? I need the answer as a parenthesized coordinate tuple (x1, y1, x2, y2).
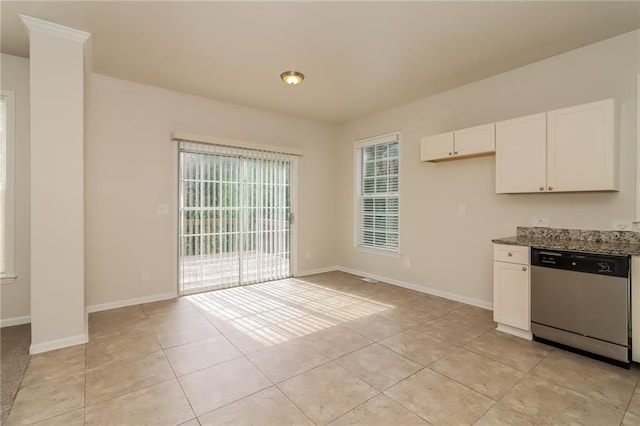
(171, 363, 200, 424)
(84, 377, 178, 409)
(621, 377, 640, 416)
(321, 391, 383, 426)
(380, 377, 441, 425)
(527, 353, 636, 414)
(453, 342, 537, 374)
(189, 374, 276, 419)
(522, 372, 628, 417)
(271, 383, 322, 426)
(247, 346, 334, 386)
(425, 366, 500, 404)
(334, 344, 425, 392)
(472, 355, 546, 425)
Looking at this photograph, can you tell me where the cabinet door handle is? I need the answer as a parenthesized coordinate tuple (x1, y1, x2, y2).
(539, 186, 544, 191)
(522, 266, 527, 271)
(448, 152, 453, 156)
(548, 186, 554, 190)
(508, 252, 513, 257)
(454, 151, 458, 155)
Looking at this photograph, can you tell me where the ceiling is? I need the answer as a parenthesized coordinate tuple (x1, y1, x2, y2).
(1, 1, 639, 124)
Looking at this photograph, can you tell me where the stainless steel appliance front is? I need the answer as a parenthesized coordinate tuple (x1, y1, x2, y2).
(530, 248, 630, 363)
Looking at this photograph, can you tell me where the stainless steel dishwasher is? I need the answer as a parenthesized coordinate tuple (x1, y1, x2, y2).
(531, 248, 630, 364)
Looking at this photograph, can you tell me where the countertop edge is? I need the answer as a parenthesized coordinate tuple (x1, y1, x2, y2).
(492, 236, 640, 256)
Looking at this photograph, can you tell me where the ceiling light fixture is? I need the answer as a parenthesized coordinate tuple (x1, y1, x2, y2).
(280, 70, 304, 85)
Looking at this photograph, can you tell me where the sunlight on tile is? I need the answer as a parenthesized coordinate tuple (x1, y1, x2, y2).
(187, 277, 396, 346)
(276, 315, 338, 338)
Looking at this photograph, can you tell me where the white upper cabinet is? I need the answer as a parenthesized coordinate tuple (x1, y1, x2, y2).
(495, 99, 616, 194)
(496, 113, 547, 193)
(420, 132, 454, 161)
(547, 99, 616, 192)
(421, 123, 495, 162)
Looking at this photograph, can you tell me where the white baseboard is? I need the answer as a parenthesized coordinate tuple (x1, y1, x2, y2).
(335, 266, 493, 311)
(294, 266, 339, 277)
(496, 323, 533, 340)
(30, 333, 88, 355)
(0, 315, 31, 328)
(86, 292, 177, 313)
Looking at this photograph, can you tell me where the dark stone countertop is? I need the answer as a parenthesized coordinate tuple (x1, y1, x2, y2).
(492, 235, 640, 256)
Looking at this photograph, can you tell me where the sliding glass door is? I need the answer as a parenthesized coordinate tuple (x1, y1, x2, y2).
(178, 142, 292, 295)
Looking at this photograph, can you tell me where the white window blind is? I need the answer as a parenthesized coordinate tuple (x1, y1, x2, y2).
(0, 90, 16, 283)
(178, 140, 294, 295)
(355, 133, 400, 253)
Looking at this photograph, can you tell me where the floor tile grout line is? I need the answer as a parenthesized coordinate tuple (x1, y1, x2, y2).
(273, 381, 324, 426)
(321, 391, 383, 426)
(621, 376, 640, 418)
(525, 350, 637, 414)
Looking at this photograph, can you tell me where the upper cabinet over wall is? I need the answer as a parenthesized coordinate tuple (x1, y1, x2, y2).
(421, 123, 495, 162)
(495, 99, 616, 194)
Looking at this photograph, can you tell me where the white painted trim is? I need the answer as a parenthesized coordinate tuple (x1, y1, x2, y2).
(294, 266, 340, 277)
(335, 266, 493, 310)
(496, 323, 533, 341)
(171, 131, 303, 156)
(30, 333, 87, 355)
(1, 315, 30, 328)
(20, 15, 90, 43)
(1, 90, 16, 282)
(86, 292, 177, 314)
(636, 73, 640, 221)
(1, 276, 17, 285)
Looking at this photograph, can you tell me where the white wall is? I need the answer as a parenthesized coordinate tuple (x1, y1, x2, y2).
(0, 54, 30, 324)
(85, 74, 338, 308)
(336, 30, 640, 307)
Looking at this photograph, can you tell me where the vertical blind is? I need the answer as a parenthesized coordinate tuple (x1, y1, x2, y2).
(178, 140, 293, 295)
(357, 135, 400, 252)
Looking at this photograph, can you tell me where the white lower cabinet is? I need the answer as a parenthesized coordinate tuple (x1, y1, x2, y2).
(632, 256, 640, 363)
(493, 244, 531, 339)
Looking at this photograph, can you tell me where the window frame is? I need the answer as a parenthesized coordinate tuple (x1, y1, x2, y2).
(353, 131, 401, 256)
(1, 89, 16, 284)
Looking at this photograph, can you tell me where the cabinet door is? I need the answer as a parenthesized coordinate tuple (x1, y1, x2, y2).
(495, 113, 547, 193)
(420, 132, 454, 162)
(547, 99, 616, 192)
(455, 123, 495, 158)
(493, 261, 530, 331)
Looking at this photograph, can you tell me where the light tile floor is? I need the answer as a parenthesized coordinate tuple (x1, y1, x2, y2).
(7, 271, 640, 425)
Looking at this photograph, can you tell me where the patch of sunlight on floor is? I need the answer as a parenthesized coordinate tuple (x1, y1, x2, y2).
(186, 278, 396, 349)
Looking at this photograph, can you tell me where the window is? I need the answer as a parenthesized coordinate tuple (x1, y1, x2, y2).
(0, 90, 16, 284)
(355, 132, 400, 253)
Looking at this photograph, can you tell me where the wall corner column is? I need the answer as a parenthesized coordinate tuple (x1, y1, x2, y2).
(21, 15, 90, 354)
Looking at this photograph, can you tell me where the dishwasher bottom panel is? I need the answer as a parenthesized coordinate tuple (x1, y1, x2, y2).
(531, 322, 629, 363)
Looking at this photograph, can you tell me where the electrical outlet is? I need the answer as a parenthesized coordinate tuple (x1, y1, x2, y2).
(141, 270, 150, 281)
(533, 218, 549, 227)
(404, 258, 411, 268)
(612, 221, 633, 231)
(458, 204, 466, 216)
(156, 204, 169, 215)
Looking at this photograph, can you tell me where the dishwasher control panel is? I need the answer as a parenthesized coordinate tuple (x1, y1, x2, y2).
(531, 248, 629, 278)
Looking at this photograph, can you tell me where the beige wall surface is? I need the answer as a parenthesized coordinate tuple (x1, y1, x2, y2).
(85, 73, 338, 307)
(0, 54, 30, 323)
(336, 30, 640, 307)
